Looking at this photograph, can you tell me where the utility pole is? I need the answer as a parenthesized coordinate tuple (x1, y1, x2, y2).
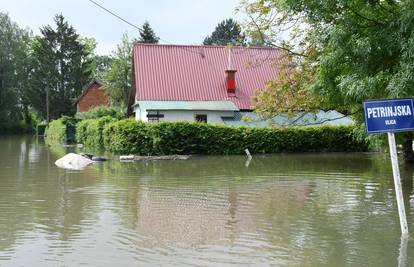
(46, 86, 50, 124)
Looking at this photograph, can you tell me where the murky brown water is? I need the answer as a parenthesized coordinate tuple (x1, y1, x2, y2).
(0, 135, 413, 266)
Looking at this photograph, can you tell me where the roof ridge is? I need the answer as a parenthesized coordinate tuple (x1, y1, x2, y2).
(133, 43, 279, 51)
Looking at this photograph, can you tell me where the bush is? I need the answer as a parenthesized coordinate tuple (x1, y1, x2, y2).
(104, 118, 154, 155)
(75, 106, 125, 120)
(0, 121, 32, 135)
(76, 116, 117, 148)
(103, 119, 368, 155)
(45, 116, 78, 145)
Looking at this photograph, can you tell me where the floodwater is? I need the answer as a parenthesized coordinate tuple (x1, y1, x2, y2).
(0, 136, 413, 267)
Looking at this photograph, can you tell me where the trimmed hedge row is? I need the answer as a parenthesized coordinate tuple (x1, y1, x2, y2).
(103, 119, 368, 155)
(76, 116, 117, 148)
(45, 116, 77, 145)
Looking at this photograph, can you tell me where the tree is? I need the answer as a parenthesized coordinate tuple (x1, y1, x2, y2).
(243, 0, 414, 161)
(203, 18, 245, 46)
(0, 12, 32, 132)
(138, 21, 159, 44)
(30, 14, 94, 120)
(79, 37, 113, 79)
(252, 62, 319, 119)
(104, 33, 132, 107)
(94, 55, 113, 79)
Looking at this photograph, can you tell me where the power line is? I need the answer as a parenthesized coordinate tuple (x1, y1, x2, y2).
(87, 0, 204, 56)
(88, 0, 143, 33)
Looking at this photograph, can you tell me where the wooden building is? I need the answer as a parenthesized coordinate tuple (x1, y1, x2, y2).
(75, 80, 109, 112)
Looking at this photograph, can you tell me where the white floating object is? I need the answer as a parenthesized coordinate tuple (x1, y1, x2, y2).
(120, 155, 135, 161)
(55, 153, 94, 170)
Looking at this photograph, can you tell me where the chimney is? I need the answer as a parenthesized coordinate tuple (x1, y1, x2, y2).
(225, 45, 236, 95)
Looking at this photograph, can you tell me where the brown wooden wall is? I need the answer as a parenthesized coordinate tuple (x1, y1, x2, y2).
(77, 84, 109, 112)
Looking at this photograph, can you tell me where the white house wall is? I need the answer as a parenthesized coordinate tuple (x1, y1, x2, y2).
(135, 107, 234, 124)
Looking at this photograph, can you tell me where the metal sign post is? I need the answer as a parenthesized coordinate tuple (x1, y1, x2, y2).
(363, 98, 414, 235)
(387, 132, 408, 235)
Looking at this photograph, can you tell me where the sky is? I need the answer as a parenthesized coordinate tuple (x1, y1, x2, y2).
(1, 0, 244, 55)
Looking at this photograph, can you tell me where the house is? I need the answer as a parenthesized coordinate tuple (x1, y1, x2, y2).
(75, 80, 109, 112)
(128, 44, 353, 126)
(128, 44, 289, 123)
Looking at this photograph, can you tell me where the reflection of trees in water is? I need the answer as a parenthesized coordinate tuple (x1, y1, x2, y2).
(0, 136, 100, 253)
(402, 163, 413, 206)
(1, 136, 413, 265)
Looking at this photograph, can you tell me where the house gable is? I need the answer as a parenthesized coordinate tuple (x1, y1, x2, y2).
(76, 81, 109, 112)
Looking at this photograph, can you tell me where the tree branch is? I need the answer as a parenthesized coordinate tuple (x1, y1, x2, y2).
(345, 6, 385, 26)
(247, 13, 306, 58)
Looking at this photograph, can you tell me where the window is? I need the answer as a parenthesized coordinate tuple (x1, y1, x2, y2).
(195, 114, 207, 123)
(147, 111, 164, 122)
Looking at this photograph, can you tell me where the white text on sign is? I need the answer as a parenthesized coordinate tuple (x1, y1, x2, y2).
(366, 105, 412, 119)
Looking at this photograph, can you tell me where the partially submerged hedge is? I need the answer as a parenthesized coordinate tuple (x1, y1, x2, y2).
(45, 116, 77, 144)
(76, 116, 117, 148)
(103, 119, 368, 155)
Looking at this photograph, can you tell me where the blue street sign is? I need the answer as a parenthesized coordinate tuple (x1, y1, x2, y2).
(363, 98, 414, 134)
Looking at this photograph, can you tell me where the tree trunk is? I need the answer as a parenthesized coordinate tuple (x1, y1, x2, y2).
(402, 132, 414, 163)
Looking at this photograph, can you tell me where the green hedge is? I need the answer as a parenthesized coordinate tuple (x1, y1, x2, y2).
(75, 106, 125, 120)
(103, 119, 368, 155)
(45, 116, 77, 145)
(103, 119, 154, 155)
(76, 116, 117, 148)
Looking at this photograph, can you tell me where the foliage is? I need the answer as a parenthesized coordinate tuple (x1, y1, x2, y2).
(45, 119, 65, 144)
(75, 105, 125, 120)
(76, 116, 117, 148)
(103, 120, 367, 155)
(45, 116, 77, 144)
(94, 55, 113, 79)
(138, 21, 159, 43)
(80, 37, 113, 79)
(103, 33, 133, 108)
(0, 12, 33, 133)
(103, 118, 154, 155)
(29, 14, 94, 120)
(241, 0, 414, 161)
(252, 62, 319, 118)
(203, 18, 245, 46)
(0, 120, 33, 135)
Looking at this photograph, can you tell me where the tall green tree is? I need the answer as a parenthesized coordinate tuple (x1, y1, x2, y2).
(94, 55, 113, 79)
(104, 33, 132, 107)
(30, 14, 94, 120)
(203, 18, 245, 46)
(243, 0, 414, 161)
(0, 12, 32, 132)
(138, 21, 159, 43)
(80, 37, 113, 79)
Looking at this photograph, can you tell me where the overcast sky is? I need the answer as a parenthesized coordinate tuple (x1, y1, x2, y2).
(2, 0, 244, 55)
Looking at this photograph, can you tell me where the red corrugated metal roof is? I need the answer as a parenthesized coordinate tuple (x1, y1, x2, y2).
(133, 44, 287, 110)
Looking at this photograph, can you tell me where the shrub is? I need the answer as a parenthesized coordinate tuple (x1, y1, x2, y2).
(75, 106, 125, 120)
(0, 121, 32, 135)
(45, 116, 77, 145)
(103, 119, 368, 155)
(76, 116, 117, 148)
(103, 118, 154, 155)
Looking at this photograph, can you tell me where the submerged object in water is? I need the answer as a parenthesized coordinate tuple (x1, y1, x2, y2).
(55, 153, 94, 170)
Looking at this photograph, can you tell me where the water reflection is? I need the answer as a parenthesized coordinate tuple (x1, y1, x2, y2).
(0, 136, 413, 266)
